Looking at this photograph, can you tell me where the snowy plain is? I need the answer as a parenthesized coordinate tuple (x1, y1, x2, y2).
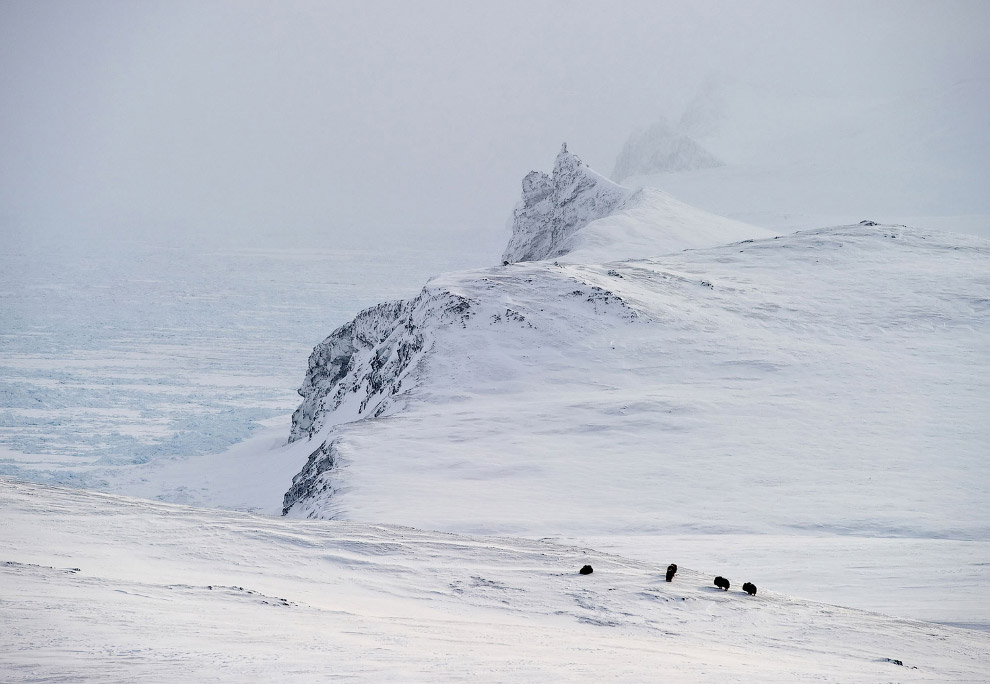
(3, 478, 989, 682)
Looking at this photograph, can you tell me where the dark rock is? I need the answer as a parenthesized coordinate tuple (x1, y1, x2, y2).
(502, 143, 627, 264)
(289, 292, 473, 442)
(281, 440, 337, 516)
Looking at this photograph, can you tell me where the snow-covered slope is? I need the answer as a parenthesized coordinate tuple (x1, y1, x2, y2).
(280, 218, 990, 626)
(555, 187, 772, 264)
(286, 221, 990, 532)
(4, 478, 987, 682)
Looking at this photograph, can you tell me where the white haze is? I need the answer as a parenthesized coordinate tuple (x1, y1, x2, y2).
(2, 0, 989, 249)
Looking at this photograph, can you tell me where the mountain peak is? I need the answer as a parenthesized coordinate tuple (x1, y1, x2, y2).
(612, 117, 723, 182)
(501, 144, 628, 264)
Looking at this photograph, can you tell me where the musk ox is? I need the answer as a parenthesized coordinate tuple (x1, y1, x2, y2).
(579, 565, 594, 575)
(714, 576, 730, 591)
(742, 582, 757, 596)
(665, 564, 677, 582)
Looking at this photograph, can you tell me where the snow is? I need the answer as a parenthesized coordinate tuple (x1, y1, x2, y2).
(556, 187, 773, 263)
(502, 144, 771, 267)
(281, 221, 990, 629)
(3, 478, 988, 682)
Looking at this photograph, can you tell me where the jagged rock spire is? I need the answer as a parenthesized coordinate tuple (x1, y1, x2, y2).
(501, 144, 629, 264)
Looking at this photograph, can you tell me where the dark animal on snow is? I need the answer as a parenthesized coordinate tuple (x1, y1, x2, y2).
(579, 565, 594, 575)
(714, 576, 730, 591)
(665, 564, 677, 582)
(742, 582, 757, 596)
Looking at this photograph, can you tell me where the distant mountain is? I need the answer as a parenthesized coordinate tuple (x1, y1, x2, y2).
(612, 117, 723, 182)
(618, 79, 990, 228)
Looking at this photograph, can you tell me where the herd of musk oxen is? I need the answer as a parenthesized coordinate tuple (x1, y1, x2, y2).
(579, 563, 758, 596)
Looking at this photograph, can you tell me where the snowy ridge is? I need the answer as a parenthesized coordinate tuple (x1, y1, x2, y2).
(277, 221, 990, 627)
(282, 260, 646, 520)
(502, 143, 628, 264)
(4, 478, 988, 682)
(289, 288, 473, 442)
(554, 186, 772, 263)
(502, 144, 769, 266)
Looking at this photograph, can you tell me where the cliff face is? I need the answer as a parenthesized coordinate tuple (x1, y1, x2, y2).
(501, 143, 628, 264)
(281, 439, 339, 517)
(282, 143, 770, 519)
(288, 288, 473, 444)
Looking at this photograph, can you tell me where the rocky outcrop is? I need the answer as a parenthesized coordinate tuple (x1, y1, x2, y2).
(501, 143, 628, 264)
(282, 439, 338, 516)
(612, 118, 723, 182)
(288, 287, 474, 443)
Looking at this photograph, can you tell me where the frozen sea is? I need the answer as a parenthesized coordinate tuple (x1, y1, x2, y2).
(0, 228, 498, 485)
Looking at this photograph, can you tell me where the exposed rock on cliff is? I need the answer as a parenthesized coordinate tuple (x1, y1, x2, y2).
(282, 439, 339, 517)
(289, 289, 473, 443)
(281, 144, 770, 519)
(501, 143, 628, 264)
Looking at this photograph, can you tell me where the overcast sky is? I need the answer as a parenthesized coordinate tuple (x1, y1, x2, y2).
(2, 0, 988, 247)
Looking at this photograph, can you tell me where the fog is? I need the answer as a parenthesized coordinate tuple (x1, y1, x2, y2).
(2, 0, 988, 251)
